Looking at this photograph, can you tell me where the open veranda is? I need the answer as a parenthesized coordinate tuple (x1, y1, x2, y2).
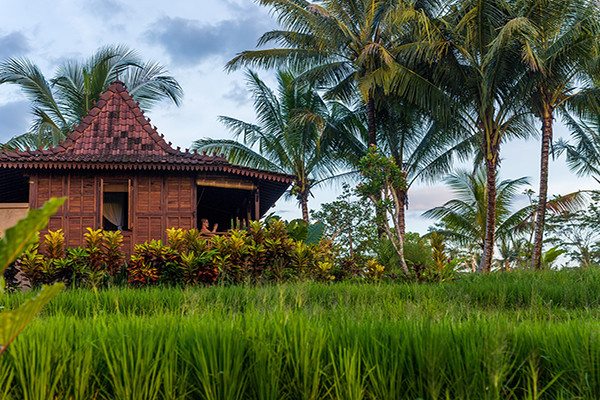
(3, 269, 600, 399)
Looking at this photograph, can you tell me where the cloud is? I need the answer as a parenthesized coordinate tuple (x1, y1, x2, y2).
(222, 82, 250, 107)
(145, 15, 273, 66)
(82, 0, 124, 18)
(405, 185, 454, 211)
(0, 101, 30, 142)
(0, 31, 30, 60)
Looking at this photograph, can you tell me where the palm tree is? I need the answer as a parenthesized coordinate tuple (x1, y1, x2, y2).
(225, 0, 440, 147)
(192, 70, 352, 222)
(556, 113, 600, 182)
(423, 168, 533, 271)
(407, 0, 537, 272)
(0, 44, 183, 149)
(495, 0, 600, 270)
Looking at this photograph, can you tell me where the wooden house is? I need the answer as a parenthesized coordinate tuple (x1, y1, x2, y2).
(0, 81, 293, 254)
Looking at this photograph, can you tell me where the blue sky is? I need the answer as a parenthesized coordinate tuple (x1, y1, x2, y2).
(0, 0, 596, 233)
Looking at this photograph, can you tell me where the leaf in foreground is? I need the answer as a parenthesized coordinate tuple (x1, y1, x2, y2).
(0, 197, 65, 272)
(0, 283, 64, 356)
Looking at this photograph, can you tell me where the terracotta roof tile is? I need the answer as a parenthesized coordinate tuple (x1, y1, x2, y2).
(0, 81, 293, 183)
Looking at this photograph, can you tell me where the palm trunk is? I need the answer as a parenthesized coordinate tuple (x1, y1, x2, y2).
(367, 89, 385, 239)
(366, 91, 384, 237)
(531, 107, 553, 270)
(480, 156, 497, 273)
(367, 91, 376, 147)
(300, 191, 309, 223)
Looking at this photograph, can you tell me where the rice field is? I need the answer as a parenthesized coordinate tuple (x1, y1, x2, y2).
(2, 269, 600, 399)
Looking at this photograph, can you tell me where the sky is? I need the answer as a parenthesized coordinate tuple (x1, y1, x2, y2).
(0, 0, 597, 234)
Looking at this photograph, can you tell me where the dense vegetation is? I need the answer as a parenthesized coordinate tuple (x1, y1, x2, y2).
(3, 0, 600, 272)
(2, 271, 600, 399)
(4, 0, 600, 397)
(6, 220, 390, 291)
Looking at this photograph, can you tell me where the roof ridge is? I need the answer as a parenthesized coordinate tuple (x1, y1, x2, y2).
(0, 80, 239, 169)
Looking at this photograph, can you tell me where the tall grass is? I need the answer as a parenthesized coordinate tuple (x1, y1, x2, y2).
(3, 269, 600, 399)
(5, 269, 600, 319)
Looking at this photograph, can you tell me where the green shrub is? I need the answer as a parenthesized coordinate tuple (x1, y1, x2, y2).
(15, 228, 125, 289)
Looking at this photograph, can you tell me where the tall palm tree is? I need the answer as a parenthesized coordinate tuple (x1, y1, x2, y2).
(408, 0, 536, 272)
(0, 44, 183, 150)
(192, 70, 353, 222)
(496, 0, 600, 270)
(225, 0, 440, 147)
(423, 168, 533, 267)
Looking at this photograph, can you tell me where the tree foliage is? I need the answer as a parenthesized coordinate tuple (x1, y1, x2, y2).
(193, 70, 353, 221)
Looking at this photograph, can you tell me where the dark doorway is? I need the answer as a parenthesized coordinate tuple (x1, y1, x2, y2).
(0, 168, 29, 203)
(197, 186, 251, 231)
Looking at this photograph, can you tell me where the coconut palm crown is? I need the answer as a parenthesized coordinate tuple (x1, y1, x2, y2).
(192, 70, 355, 222)
(423, 168, 533, 253)
(226, 0, 442, 147)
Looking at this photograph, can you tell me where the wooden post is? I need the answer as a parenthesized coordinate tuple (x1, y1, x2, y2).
(254, 189, 260, 221)
(246, 194, 252, 225)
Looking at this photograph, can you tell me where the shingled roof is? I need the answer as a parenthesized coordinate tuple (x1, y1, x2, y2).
(0, 81, 292, 183)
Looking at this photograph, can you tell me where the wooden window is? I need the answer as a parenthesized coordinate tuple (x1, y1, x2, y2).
(101, 179, 132, 231)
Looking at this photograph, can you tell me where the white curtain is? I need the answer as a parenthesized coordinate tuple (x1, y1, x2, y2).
(104, 198, 124, 230)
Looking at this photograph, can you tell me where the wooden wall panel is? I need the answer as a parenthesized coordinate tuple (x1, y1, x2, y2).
(135, 176, 163, 214)
(37, 174, 67, 212)
(48, 216, 64, 232)
(37, 177, 50, 206)
(68, 176, 84, 213)
(166, 216, 194, 230)
(31, 174, 101, 250)
(166, 177, 193, 213)
(82, 179, 97, 214)
(136, 176, 150, 213)
(67, 175, 97, 215)
(32, 172, 199, 255)
(165, 176, 196, 234)
(134, 216, 163, 244)
(65, 216, 95, 248)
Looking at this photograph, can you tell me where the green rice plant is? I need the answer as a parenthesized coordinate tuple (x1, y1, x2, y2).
(329, 343, 370, 400)
(159, 332, 190, 400)
(5, 295, 600, 398)
(246, 319, 285, 400)
(278, 316, 329, 400)
(0, 357, 14, 400)
(8, 322, 67, 400)
(180, 317, 250, 400)
(362, 324, 407, 400)
(99, 318, 168, 400)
